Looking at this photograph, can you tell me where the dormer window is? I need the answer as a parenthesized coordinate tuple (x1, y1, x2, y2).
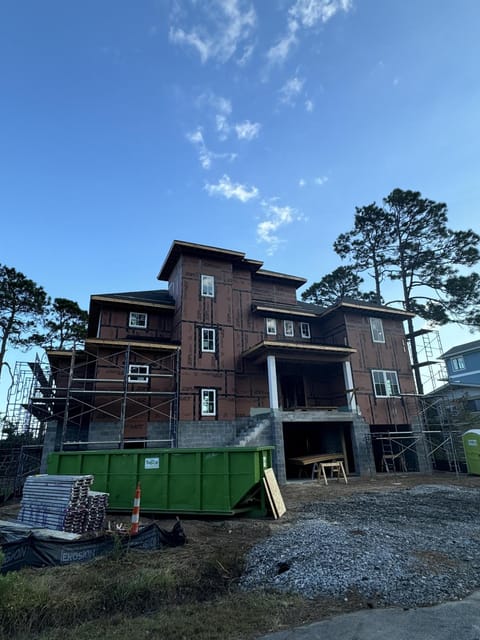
(129, 312, 147, 328)
(201, 275, 215, 297)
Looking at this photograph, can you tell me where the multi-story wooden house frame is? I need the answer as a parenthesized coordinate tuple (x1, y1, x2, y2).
(40, 241, 422, 481)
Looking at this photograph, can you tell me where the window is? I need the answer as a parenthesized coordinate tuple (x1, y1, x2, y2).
(201, 328, 216, 352)
(128, 364, 149, 383)
(201, 389, 216, 416)
(129, 312, 147, 328)
(451, 356, 466, 371)
(201, 275, 214, 297)
(370, 317, 385, 343)
(284, 320, 294, 337)
(300, 322, 311, 338)
(372, 370, 400, 397)
(266, 318, 277, 335)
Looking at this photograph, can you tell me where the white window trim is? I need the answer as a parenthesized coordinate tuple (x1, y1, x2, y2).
(201, 388, 216, 416)
(451, 356, 466, 371)
(128, 364, 150, 383)
(129, 312, 148, 329)
(201, 274, 215, 298)
(266, 318, 277, 335)
(284, 320, 294, 337)
(370, 317, 385, 343)
(372, 369, 400, 397)
(201, 328, 216, 353)
(300, 322, 311, 338)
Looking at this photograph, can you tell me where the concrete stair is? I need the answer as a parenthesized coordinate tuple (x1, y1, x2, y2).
(233, 417, 271, 447)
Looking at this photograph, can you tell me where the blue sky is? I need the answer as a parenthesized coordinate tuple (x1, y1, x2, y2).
(1, 0, 480, 405)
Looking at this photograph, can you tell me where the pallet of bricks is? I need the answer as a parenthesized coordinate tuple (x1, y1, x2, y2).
(18, 475, 109, 534)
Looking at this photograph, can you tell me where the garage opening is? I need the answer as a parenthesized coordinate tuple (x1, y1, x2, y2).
(283, 421, 355, 479)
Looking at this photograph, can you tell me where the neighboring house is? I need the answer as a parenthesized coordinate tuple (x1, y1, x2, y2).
(37, 241, 422, 481)
(437, 340, 480, 412)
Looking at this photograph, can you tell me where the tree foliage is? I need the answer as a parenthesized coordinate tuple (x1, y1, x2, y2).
(308, 188, 480, 327)
(380, 189, 480, 324)
(0, 266, 88, 384)
(305, 188, 480, 394)
(35, 297, 88, 350)
(301, 266, 378, 306)
(0, 265, 49, 383)
(334, 203, 389, 304)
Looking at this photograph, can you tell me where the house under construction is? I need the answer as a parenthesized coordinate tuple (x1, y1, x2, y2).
(3, 241, 474, 482)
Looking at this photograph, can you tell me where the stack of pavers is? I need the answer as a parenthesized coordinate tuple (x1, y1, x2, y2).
(18, 475, 109, 534)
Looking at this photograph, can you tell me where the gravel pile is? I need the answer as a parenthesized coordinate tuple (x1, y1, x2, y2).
(241, 485, 480, 607)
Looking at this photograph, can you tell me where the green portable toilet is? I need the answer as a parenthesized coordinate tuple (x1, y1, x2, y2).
(462, 430, 480, 475)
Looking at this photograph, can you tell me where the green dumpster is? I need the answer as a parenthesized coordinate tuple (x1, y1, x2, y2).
(462, 430, 480, 475)
(47, 446, 274, 516)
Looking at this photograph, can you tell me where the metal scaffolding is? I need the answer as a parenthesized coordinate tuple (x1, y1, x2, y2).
(4, 345, 180, 449)
(3, 356, 51, 440)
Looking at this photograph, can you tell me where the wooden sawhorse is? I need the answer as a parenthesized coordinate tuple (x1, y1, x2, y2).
(314, 460, 348, 485)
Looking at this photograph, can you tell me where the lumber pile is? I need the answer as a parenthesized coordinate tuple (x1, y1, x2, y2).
(18, 475, 109, 534)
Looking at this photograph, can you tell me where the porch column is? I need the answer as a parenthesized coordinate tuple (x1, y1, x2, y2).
(267, 355, 279, 409)
(343, 361, 358, 413)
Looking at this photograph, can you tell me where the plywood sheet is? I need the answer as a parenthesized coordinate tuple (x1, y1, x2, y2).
(263, 468, 286, 518)
(263, 478, 278, 519)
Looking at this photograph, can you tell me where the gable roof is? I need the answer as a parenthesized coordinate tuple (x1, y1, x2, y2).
(442, 339, 480, 359)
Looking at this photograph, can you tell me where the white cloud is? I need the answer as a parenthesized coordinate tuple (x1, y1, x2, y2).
(169, 0, 257, 65)
(290, 0, 353, 27)
(299, 178, 306, 187)
(205, 175, 259, 202)
(257, 200, 304, 254)
(216, 114, 231, 140)
(197, 91, 232, 115)
(235, 120, 261, 140)
(186, 128, 237, 169)
(305, 98, 314, 112)
(314, 175, 328, 185)
(169, 27, 212, 63)
(279, 76, 305, 105)
(266, 25, 298, 65)
(267, 0, 352, 66)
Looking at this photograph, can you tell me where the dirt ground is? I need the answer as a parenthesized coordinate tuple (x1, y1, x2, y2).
(119, 472, 480, 596)
(3, 471, 480, 638)
(4, 471, 480, 551)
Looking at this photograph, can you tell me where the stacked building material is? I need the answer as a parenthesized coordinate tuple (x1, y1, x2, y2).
(18, 475, 108, 534)
(85, 491, 109, 532)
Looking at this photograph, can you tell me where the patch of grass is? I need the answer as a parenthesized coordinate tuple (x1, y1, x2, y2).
(21, 592, 321, 640)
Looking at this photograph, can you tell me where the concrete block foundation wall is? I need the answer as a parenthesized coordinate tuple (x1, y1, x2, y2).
(40, 412, 391, 484)
(350, 415, 377, 476)
(176, 419, 239, 448)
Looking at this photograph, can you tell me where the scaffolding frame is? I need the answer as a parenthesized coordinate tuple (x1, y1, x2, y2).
(3, 356, 51, 440)
(4, 345, 180, 450)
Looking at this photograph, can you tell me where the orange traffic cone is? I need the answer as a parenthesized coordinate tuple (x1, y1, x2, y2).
(130, 482, 141, 535)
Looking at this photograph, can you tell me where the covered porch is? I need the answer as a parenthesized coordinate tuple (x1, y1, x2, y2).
(242, 339, 358, 413)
